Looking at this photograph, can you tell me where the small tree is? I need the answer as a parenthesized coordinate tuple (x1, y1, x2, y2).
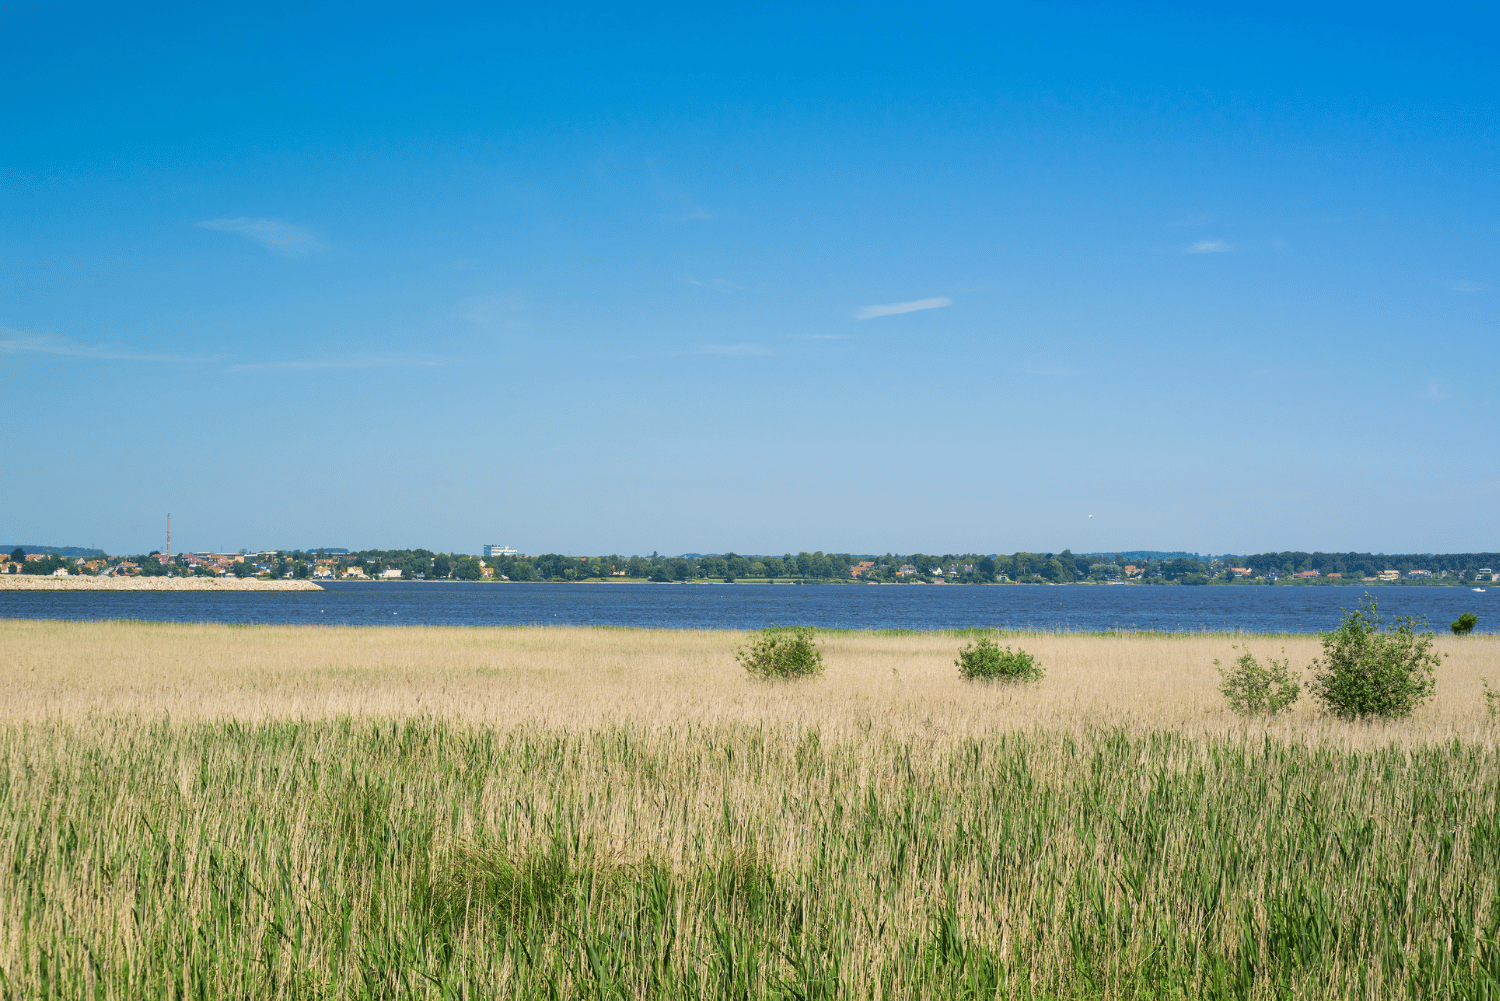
(1215, 646, 1300, 716)
(1483, 679, 1498, 718)
(1451, 612, 1477, 636)
(1309, 598, 1441, 720)
(737, 625, 824, 680)
(956, 635, 1043, 682)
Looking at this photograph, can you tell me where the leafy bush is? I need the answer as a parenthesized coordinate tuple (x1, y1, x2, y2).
(1484, 678, 1498, 718)
(956, 636, 1043, 682)
(1451, 612, 1477, 636)
(736, 625, 824, 679)
(1214, 647, 1300, 716)
(1309, 598, 1442, 720)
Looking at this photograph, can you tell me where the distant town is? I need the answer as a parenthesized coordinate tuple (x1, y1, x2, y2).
(3, 545, 1496, 586)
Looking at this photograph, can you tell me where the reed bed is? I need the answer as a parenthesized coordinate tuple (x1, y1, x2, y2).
(2, 619, 1498, 998)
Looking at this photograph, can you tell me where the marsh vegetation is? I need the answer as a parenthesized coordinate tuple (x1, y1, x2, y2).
(2, 619, 1497, 998)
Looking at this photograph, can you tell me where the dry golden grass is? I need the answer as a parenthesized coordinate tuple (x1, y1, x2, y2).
(3, 618, 1496, 746)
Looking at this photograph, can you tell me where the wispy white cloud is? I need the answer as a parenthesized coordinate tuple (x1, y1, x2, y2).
(1450, 281, 1489, 292)
(198, 217, 322, 256)
(1426, 380, 1451, 401)
(461, 293, 531, 331)
(0, 329, 200, 363)
(856, 296, 951, 320)
(686, 277, 742, 291)
(688, 343, 775, 357)
(2, 326, 437, 373)
(230, 358, 441, 372)
(1187, 240, 1232, 254)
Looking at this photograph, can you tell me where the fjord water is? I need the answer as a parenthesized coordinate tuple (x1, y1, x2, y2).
(0, 582, 1491, 632)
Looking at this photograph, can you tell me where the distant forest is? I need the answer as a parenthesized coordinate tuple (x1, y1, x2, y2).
(1, 544, 105, 559)
(1229, 551, 1500, 578)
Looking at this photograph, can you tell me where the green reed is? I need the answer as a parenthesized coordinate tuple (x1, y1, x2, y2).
(2, 718, 1497, 999)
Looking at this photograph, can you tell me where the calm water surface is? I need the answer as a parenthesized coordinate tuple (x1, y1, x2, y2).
(1, 582, 1493, 633)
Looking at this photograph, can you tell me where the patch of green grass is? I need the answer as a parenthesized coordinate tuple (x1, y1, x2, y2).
(3, 718, 1498, 998)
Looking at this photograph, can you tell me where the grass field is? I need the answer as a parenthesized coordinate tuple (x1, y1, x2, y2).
(2, 619, 1498, 998)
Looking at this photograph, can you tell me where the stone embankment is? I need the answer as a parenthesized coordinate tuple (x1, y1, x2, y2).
(0, 576, 324, 591)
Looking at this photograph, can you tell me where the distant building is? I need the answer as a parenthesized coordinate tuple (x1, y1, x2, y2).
(850, 560, 876, 577)
(1407, 569, 1433, 578)
(1292, 570, 1321, 578)
(1378, 570, 1401, 580)
(379, 567, 402, 578)
(484, 544, 518, 558)
(344, 566, 368, 578)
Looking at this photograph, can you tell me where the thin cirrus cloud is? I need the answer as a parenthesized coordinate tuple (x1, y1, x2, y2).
(0, 328, 200, 364)
(1187, 240, 1232, 254)
(198, 217, 322, 256)
(230, 357, 441, 372)
(685, 277, 742, 291)
(855, 297, 951, 320)
(1, 327, 439, 372)
(688, 343, 775, 357)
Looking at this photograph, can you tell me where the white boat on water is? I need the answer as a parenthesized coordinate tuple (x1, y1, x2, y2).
(1474, 587, 1487, 592)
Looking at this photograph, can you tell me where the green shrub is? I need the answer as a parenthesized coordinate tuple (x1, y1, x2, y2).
(1484, 678, 1498, 718)
(956, 636, 1043, 682)
(1451, 612, 1477, 636)
(1308, 598, 1441, 720)
(736, 625, 824, 679)
(1214, 647, 1300, 716)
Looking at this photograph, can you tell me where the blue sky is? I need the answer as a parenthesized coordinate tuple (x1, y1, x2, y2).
(3, 3, 1497, 556)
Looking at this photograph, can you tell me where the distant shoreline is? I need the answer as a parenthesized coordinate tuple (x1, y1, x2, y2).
(2, 575, 1471, 592)
(0, 577, 324, 592)
(313, 577, 1479, 588)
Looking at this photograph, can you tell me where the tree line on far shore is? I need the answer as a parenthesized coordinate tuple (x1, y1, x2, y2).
(16, 546, 1498, 585)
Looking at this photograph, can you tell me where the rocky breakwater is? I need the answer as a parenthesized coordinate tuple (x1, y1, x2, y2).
(0, 575, 325, 591)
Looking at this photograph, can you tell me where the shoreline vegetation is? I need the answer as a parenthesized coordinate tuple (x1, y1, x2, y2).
(11, 547, 1497, 587)
(0, 573, 1482, 590)
(0, 575, 322, 591)
(3, 620, 1498, 998)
